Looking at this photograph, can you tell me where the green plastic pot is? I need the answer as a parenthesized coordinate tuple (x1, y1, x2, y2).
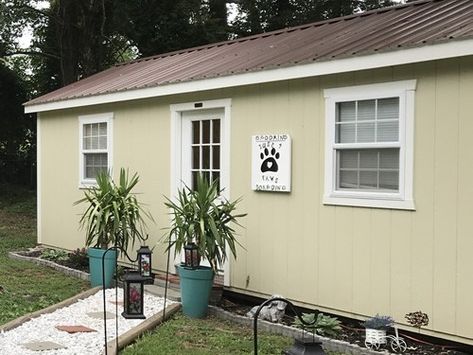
(177, 264, 214, 318)
(88, 247, 117, 288)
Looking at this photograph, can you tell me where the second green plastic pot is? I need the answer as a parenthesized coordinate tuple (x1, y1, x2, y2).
(87, 247, 117, 288)
(177, 264, 214, 318)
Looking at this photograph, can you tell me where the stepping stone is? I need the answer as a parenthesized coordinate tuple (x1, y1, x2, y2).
(86, 311, 116, 319)
(56, 325, 97, 333)
(23, 341, 66, 351)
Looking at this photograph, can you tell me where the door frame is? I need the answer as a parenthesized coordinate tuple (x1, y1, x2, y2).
(170, 98, 232, 286)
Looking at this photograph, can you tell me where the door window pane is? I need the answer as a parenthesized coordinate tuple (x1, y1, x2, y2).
(212, 146, 220, 169)
(202, 120, 210, 144)
(212, 120, 220, 143)
(192, 121, 200, 144)
(192, 146, 200, 169)
(202, 146, 210, 169)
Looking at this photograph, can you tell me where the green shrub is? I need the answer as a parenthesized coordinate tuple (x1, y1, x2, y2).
(40, 249, 69, 262)
(293, 312, 342, 337)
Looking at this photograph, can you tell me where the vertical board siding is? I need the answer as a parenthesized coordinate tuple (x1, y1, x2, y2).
(432, 60, 459, 334)
(455, 57, 473, 337)
(38, 57, 473, 343)
(352, 208, 373, 316)
(389, 211, 412, 322)
(229, 58, 473, 342)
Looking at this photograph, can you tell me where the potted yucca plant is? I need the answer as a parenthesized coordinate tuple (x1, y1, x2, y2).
(74, 168, 152, 287)
(164, 174, 245, 318)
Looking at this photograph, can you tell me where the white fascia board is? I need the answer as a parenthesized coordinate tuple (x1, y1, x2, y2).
(24, 39, 473, 114)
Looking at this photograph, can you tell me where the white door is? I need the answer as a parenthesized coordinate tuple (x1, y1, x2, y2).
(179, 108, 228, 271)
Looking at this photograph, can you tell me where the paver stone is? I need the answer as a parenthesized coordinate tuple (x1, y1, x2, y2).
(55, 325, 97, 333)
(86, 311, 116, 319)
(23, 341, 67, 351)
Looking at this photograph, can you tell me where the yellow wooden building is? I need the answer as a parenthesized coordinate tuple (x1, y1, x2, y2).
(25, 0, 473, 345)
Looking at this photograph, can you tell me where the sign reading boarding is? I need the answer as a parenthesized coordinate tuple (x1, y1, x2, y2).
(251, 134, 291, 192)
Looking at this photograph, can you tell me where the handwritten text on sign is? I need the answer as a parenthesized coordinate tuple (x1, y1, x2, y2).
(251, 134, 291, 192)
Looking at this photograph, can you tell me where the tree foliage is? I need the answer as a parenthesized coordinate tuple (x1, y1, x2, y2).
(232, 0, 395, 36)
(0, 64, 35, 185)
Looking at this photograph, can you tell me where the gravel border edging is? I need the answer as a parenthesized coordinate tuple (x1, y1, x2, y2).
(208, 305, 389, 355)
(0, 286, 102, 332)
(8, 251, 90, 282)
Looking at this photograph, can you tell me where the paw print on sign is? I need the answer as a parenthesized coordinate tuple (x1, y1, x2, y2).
(260, 147, 280, 173)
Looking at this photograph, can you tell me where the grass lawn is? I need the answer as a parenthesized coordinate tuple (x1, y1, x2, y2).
(121, 312, 294, 354)
(0, 184, 88, 325)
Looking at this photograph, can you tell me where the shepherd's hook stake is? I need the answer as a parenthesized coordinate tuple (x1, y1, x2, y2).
(253, 296, 319, 355)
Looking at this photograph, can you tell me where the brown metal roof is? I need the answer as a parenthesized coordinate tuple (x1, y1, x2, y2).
(26, 0, 473, 107)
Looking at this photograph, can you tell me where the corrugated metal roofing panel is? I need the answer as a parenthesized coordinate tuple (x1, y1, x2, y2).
(26, 0, 473, 106)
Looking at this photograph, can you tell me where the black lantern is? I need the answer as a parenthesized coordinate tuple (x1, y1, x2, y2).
(137, 245, 154, 284)
(122, 271, 146, 319)
(184, 242, 200, 268)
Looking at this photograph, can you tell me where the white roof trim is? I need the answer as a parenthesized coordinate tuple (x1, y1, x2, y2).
(25, 38, 473, 114)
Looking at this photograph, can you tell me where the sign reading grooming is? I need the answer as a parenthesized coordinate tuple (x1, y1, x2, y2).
(251, 134, 291, 192)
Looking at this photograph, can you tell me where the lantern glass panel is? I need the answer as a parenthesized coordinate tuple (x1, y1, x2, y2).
(128, 282, 143, 315)
(184, 243, 199, 268)
(140, 254, 151, 277)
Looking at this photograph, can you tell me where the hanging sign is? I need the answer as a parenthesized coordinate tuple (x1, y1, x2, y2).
(251, 134, 291, 192)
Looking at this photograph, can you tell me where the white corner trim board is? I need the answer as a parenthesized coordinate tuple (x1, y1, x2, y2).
(24, 39, 473, 114)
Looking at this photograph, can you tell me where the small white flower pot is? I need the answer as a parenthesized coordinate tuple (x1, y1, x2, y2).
(365, 328, 387, 345)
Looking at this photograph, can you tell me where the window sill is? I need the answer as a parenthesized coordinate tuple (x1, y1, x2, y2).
(323, 195, 415, 210)
(78, 181, 97, 189)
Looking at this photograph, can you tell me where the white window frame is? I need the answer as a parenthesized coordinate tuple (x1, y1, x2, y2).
(323, 80, 416, 210)
(78, 112, 113, 187)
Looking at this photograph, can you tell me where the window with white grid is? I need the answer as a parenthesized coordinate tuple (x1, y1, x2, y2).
(324, 81, 416, 210)
(79, 113, 113, 185)
(191, 119, 221, 190)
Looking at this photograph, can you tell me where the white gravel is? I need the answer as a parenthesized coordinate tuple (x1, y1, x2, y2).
(0, 288, 174, 355)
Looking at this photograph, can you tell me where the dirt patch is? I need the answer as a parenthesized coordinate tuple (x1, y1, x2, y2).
(17, 248, 89, 273)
